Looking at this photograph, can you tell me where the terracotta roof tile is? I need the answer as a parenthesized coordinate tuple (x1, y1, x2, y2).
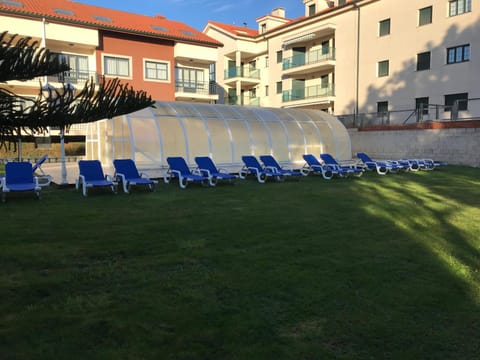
(207, 21, 258, 38)
(0, 0, 222, 46)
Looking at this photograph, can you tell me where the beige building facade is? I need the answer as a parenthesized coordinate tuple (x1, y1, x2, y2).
(204, 0, 479, 124)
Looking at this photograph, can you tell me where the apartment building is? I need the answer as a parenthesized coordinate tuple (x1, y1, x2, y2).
(0, 0, 222, 105)
(204, 0, 479, 123)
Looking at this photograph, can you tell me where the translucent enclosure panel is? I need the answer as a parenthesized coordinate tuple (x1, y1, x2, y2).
(315, 122, 335, 156)
(264, 121, 289, 161)
(326, 118, 352, 160)
(182, 117, 209, 164)
(98, 121, 111, 164)
(129, 117, 160, 165)
(151, 103, 177, 116)
(248, 120, 270, 156)
(158, 117, 187, 160)
(227, 119, 251, 163)
(283, 121, 306, 164)
(301, 121, 323, 157)
(205, 119, 232, 165)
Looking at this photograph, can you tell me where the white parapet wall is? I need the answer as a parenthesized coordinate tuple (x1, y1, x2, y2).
(349, 125, 480, 167)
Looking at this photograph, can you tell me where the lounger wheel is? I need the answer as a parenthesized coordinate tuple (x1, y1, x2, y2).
(258, 173, 267, 183)
(238, 169, 247, 179)
(410, 163, 420, 171)
(179, 177, 188, 189)
(322, 170, 333, 180)
(208, 177, 218, 187)
(377, 166, 388, 175)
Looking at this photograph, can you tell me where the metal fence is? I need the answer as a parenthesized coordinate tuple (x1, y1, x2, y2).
(337, 98, 480, 128)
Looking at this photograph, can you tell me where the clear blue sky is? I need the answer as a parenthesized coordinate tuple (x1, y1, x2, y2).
(75, 0, 305, 31)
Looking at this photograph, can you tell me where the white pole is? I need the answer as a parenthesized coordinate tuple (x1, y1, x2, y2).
(60, 127, 67, 185)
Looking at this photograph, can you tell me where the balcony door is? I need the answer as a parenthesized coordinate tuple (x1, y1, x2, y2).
(292, 78, 305, 100)
(228, 60, 236, 78)
(292, 47, 306, 67)
(58, 54, 89, 82)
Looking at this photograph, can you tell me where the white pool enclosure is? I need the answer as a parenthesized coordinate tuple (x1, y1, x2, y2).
(85, 102, 352, 170)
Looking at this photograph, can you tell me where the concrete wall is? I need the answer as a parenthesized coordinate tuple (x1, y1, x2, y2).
(349, 127, 480, 167)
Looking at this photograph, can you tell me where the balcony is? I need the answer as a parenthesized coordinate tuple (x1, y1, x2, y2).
(224, 67, 261, 88)
(282, 48, 336, 76)
(175, 81, 219, 102)
(226, 96, 260, 106)
(47, 70, 99, 85)
(282, 84, 335, 107)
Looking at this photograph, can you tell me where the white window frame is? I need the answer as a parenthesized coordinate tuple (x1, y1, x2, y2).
(144, 59, 170, 83)
(377, 60, 389, 77)
(102, 54, 132, 79)
(418, 6, 433, 26)
(448, 0, 471, 17)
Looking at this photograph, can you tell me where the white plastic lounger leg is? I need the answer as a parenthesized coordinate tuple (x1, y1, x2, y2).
(179, 176, 188, 189)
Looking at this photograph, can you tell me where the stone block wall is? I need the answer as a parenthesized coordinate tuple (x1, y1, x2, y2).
(348, 121, 480, 167)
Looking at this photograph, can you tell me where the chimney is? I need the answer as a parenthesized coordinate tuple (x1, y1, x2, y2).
(271, 7, 286, 18)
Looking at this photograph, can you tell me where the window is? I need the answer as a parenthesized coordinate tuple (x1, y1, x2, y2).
(379, 19, 390, 36)
(276, 51, 283, 63)
(416, 97, 429, 115)
(103, 56, 130, 77)
(445, 93, 468, 111)
(447, 44, 470, 64)
(152, 25, 168, 32)
(93, 15, 112, 23)
(308, 4, 316, 16)
(0, 0, 23, 7)
(276, 81, 282, 94)
(265, 56, 269, 68)
(176, 68, 205, 89)
(181, 30, 196, 37)
(377, 101, 388, 114)
(54, 8, 74, 16)
(57, 53, 89, 81)
(146, 61, 169, 81)
(449, 0, 471, 16)
(419, 6, 432, 26)
(209, 63, 215, 82)
(265, 85, 269, 96)
(261, 24, 267, 34)
(417, 52, 431, 71)
(377, 60, 389, 77)
(338, 0, 346, 5)
(320, 75, 329, 88)
(321, 41, 330, 55)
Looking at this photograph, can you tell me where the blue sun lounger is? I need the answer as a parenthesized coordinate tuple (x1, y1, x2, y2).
(320, 153, 364, 177)
(76, 160, 116, 196)
(301, 154, 336, 179)
(259, 155, 302, 179)
(113, 159, 157, 193)
(1, 162, 41, 202)
(164, 156, 209, 188)
(240, 155, 284, 183)
(356, 152, 406, 175)
(194, 156, 236, 186)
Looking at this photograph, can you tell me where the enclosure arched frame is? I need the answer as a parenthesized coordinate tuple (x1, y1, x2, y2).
(86, 102, 352, 169)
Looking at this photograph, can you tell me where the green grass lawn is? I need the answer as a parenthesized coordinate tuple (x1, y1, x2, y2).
(1, 166, 480, 359)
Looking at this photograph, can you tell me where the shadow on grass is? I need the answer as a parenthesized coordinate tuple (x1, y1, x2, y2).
(1, 166, 479, 359)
